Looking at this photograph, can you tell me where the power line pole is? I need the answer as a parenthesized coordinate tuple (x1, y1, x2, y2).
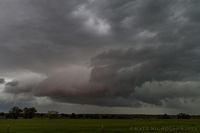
(7, 125, 9, 133)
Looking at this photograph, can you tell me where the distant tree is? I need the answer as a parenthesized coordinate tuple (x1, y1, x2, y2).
(84, 114, 90, 119)
(36, 113, 44, 118)
(5, 113, 10, 119)
(91, 114, 101, 119)
(57, 114, 63, 119)
(46, 110, 59, 119)
(0, 112, 5, 118)
(177, 113, 190, 119)
(70, 113, 76, 119)
(0, 112, 4, 116)
(9, 106, 23, 119)
(23, 107, 37, 119)
(60, 113, 69, 119)
(77, 114, 83, 119)
(157, 114, 170, 119)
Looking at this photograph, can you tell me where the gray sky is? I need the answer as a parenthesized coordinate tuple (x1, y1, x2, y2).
(0, 0, 200, 114)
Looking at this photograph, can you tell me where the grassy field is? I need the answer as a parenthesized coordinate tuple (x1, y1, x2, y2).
(0, 119, 199, 133)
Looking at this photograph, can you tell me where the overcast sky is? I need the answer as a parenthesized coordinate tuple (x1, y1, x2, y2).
(0, 0, 200, 114)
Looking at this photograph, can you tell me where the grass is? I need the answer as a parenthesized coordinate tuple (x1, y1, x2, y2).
(0, 119, 199, 133)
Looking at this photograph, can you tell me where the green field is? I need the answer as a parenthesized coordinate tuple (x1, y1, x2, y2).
(0, 119, 199, 133)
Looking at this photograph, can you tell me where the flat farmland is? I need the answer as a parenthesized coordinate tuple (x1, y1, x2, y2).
(0, 119, 199, 133)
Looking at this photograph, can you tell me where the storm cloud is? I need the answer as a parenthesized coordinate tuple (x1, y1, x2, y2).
(0, 78, 5, 84)
(6, 81, 19, 87)
(0, 0, 200, 113)
(35, 44, 200, 106)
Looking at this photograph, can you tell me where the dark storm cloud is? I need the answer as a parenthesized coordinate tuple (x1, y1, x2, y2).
(0, 0, 198, 73)
(130, 81, 200, 108)
(3, 73, 44, 95)
(0, 0, 104, 74)
(35, 42, 200, 107)
(184, 0, 200, 23)
(4, 80, 32, 94)
(5, 81, 19, 87)
(0, 78, 5, 84)
(1, 0, 200, 109)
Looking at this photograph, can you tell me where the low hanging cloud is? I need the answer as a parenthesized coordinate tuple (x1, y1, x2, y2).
(4, 80, 33, 94)
(131, 81, 200, 108)
(5, 80, 19, 87)
(4, 73, 44, 95)
(34, 42, 200, 107)
(0, 78, 6, 84)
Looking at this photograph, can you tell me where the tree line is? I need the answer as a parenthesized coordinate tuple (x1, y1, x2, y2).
(0, 106, 197, 119)
(4, 106, 37, 119)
